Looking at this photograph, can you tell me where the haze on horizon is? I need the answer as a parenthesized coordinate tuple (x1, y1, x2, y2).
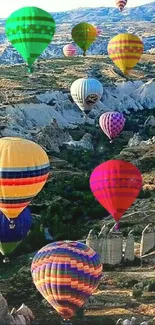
(0, 0, 154, 17)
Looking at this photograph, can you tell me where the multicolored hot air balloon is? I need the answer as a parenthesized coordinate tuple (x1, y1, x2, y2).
(89, 160, 143, 223)
(0, 137, 50, 220)
(99, 111, 126, 142)
(5, 6, 56, 72)
(115, 0, 127, 11)
(108, 33, 144, 75)
(70, 78, 103, 115)
(63, 44, 76, 57)
(31, 241, 102, 321)
(71, 22, 97, 56)
(0, 207, 32, 257)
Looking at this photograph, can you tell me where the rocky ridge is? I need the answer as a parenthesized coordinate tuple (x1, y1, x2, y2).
(0, 79, 155, 152)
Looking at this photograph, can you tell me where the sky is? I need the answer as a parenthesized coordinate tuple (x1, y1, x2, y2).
(0, 0, 154, 17)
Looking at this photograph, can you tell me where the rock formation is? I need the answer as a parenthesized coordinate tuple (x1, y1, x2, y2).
(0, 294, 34, 325)
(124, 230, 135, 262)
(140, 223, 155, 256)
(86, 224, 155, 265)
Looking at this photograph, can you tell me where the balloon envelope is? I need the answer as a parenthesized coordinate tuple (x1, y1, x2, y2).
(96, 26, 102, 36)
(115, 0, 127, 11)
(5, 6, 56, 70)
(31, 241, 102, 319)
(71, 22, 97, 56)
(0, 207, 32, 255)
(89, 160, 143, 222)
(99, 111, 126, 140)
(108, 33, 144, 75)
(0, 137, 50, 219)
(63, 44, 76, 57)
(70, 78, 103, 114)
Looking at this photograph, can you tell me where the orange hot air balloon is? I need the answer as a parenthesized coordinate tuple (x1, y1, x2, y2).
(115, 0, 127, 11)
(107, 33, 144, 75)
(0, 137, 50, 219)
(89, 160, 143, 222)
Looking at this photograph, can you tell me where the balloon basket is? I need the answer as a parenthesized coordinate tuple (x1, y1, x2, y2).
(9, 221, 16, 229)
(61, 319, 72, 325)
(114, 222, 120, 231)
(3, 256, 10, 263)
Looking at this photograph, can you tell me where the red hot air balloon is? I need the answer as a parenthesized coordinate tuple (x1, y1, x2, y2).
(63, 44, 76, 57)
(115, 0, 127, 11)
(89, 160, 143, 222)
(99, 111, 126, 142)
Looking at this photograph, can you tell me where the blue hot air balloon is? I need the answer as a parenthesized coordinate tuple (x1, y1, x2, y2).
(0, 207, 32, 258)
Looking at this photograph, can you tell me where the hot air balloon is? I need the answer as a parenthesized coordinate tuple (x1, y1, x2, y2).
(63, 44, 76, 57)
(89, 160, 143, 223)
(0, 207, 32, 259)
(99, 111, 126, 142)
(70, 78, 103, 115)
(108, 33, 144, 75)
(5, 6, 56, 72)
(96, 26, 102, 36)
(0, 137, 50, 220)
(31, 241, 102, 322)
(71, 22, 97, 56)
(115, 0, 127, 11)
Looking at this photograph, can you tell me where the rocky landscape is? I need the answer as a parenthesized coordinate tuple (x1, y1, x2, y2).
(0, 50, 155, 324)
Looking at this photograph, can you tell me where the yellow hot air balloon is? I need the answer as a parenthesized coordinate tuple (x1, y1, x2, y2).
(0, 137, 50, 219)
(107, 33, 144, 75)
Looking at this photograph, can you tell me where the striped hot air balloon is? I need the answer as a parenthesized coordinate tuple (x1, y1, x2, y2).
(0, 207, 32, 256)
(31, 241, 102, 320)
(99, 111, 126, 142)
(5, 6, 56, 72)
(115, 0, 127, 11)
(70, 78, 103, 115)
(89, 160, 143, 222)
(107, 33, 144, 75)
(0, 137, 50, 220)
(72, 22, 97, 56)
(63, 44, 76, 57)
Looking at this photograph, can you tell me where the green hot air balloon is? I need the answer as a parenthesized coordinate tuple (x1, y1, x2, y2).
(72, 22, 97, 56)
(5, 6, 56, 72)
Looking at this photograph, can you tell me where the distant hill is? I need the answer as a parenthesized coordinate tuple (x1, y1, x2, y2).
(0, 2, 154, 24)
(51, 2, 155, 24)
(0, 2, 154, 64)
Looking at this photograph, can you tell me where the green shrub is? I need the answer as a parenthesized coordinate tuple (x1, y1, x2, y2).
(132, 288, 143, 298)
(146, 280, 155, 292)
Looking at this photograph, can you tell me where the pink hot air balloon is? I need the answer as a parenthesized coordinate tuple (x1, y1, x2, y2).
(63, 44, 76, 57)
(99, 111, 126, 142)
(89, 160, 143, 223)
(96, 26, 102, 36)
(115, 0, 127, 11)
